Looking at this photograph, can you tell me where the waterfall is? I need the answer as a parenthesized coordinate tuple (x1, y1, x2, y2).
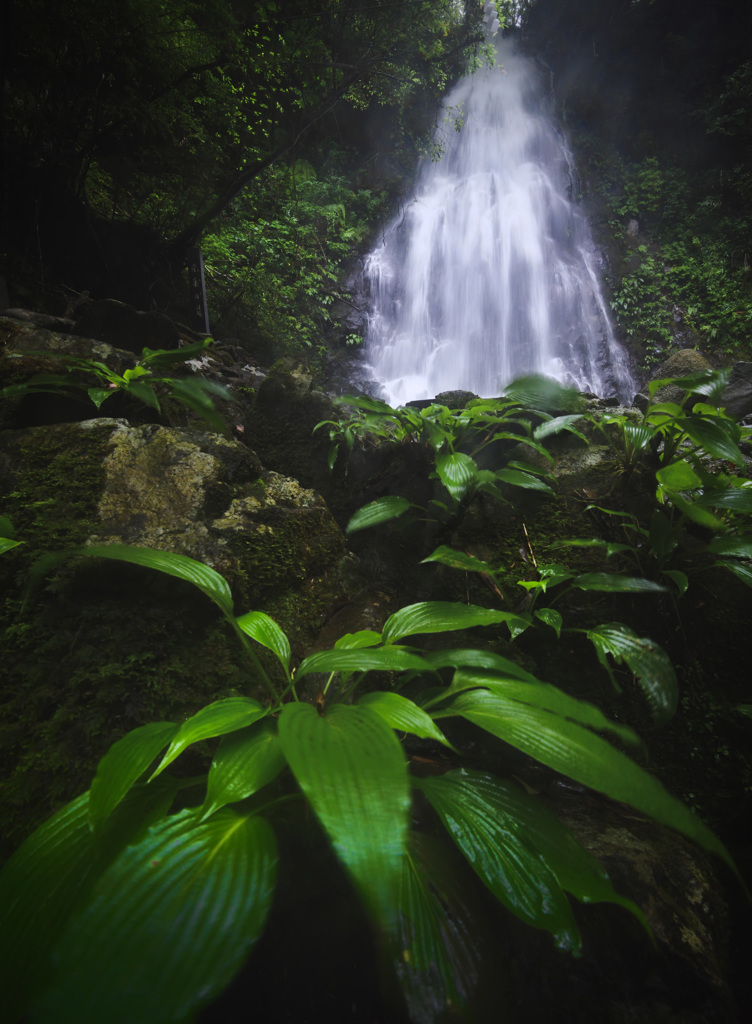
(362, 37, 634, 406)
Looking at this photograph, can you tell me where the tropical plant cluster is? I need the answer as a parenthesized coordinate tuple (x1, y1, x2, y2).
(2, 370, 750, 1022)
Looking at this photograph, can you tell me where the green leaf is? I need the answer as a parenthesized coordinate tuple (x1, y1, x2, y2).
(75, 544, 234, 617)
(418, 771, 581, 952)
(439, 670, 639, 746)
(346, 496, 415, 534)
(586, 623, 678, 724)
(494, 468, 554, 493)
(141, 339, 211, 368)
(89, 721, 178, 829)
(35, 810, 277, 1024)
(150, 698, 267, 779)
(334, 629, 383, 650)
(435, 451, 477, 500)
(662, 569, 689, 596)
(533, 414, 587, 442)
(278, 702, 409, 925)
(382, 601, 524, 644)
(656, 461, 703, 492)
(718, 560, 752, 588)
(422, 545, 497, 575)
(423, 648, 540, 683)
(648, 510, 677, 562)
(201, 721, 287, 820)
(125, 379, 161, 411)
(295, 646, 431, 680)
(393, 834, 478, 1021)
(503, 375, 583, 412)
(0, 783, 178, 1024)
(0, 537, 22, 554)
(357, 692, 453, 747)
(535, 608, 563, 638)
(87, 387, 113, 408)
(235, 610, 291, 677)
(695, 486, 752, 512)
(435, 688, 733, 869)
(572, 573, 667, 594)
(707, 535, 752, 559)
(434, 771, 648, 927)
(683, 417, 744, 467)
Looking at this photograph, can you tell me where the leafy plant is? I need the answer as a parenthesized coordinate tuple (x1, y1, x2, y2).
(318, 377, 587, 534)
(1, 340, 231, 432)
(0, 542, 739, 1024)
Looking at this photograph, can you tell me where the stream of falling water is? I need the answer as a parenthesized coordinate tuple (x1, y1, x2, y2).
(362, 36, 634, 406)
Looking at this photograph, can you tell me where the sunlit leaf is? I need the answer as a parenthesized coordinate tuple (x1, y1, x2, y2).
(35, 810, 277, 1024)
(586, 623, 678, 723)
(334, 629, 382, 649)
(346, 496, 415, 534)
(435, 451, 477, 500)
(89, 721, 178, 829)
(278, 702, 409, 925)
(295, 646, 431, 679)
(236, 610, 291, 676)
(535, 608, 563, 638)
(150, 698, 267, 779)
(707, 535, 752, 559)
(382, 601, 524, 644)
(201, 721, 287, 819)
(418, 771, 581, 952)
(494, 468, 554, 493)
(358, 692, 452, 747)
(423, 648, 540, 683)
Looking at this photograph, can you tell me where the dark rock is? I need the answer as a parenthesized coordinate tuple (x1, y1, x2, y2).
(722, 362, 752, 421)
(2, 308, 75, 332)
(74, 298, 179, 353)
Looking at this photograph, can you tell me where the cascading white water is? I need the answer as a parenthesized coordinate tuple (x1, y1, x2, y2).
(363, 37, 634, 406)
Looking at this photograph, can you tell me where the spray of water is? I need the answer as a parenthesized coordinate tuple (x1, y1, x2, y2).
(363, 37, 634, 405)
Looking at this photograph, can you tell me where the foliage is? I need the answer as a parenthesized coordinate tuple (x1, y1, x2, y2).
(316, 376, 587, 532)
(0, 340, 231, 432)
(0, 541, 738, 1023)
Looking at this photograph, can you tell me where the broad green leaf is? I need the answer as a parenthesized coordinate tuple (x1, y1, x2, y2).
(201, 721, 287, 820)
(695, 486, 752, 512)
(423, 648, 540, 683)
(533, 414, 588, 442)
(382, 601, 523, 644)
(707, 535, 752, 559)
(125, 379, 161, 411)
(278, 702, 409, 925)
(418, 771, 581, 952)
(422, 545, 497, 575)
(0, 537, 22, 554)
(358, 692, 452, 747)
(683, 417, 744, 466)
(295, 646, 431, 680)
(494, 468, 554, 493)
(435, 688, 733, 869)
(737, 705, 752, 720)
(0, 515, 15, 537)
(621, 423, 656, 453)
(393, 835, 478, 1022)
(77, 544, 234, 617)
(534, 608, 563, 638)
(572, 573, 666, 594)
(0, 783, 178, 1024)
(141, 338, 211, 368)
(89, 721, 178, 829)
(503, 375, 582, 412)
(150, 697, 267, 779)
(334, 629, 382, 649)
(586, 623, 678, 724)
(719, 559, 752, 588)
(667, 491, 725, 530)
(662, 569, 689, 596)
(346, 495, 415, 534)
(439, 670, 639, 746)
(87, 387, 113, 408)
(435, 451, 477, 500)
(558, 538, 636, 558)
(440, 771, 647, 929)
(648, 510, 677, 562)
(35, 810, 277, 1024)
(236, 610, 291, 676)
(656, 461, 702, 492)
